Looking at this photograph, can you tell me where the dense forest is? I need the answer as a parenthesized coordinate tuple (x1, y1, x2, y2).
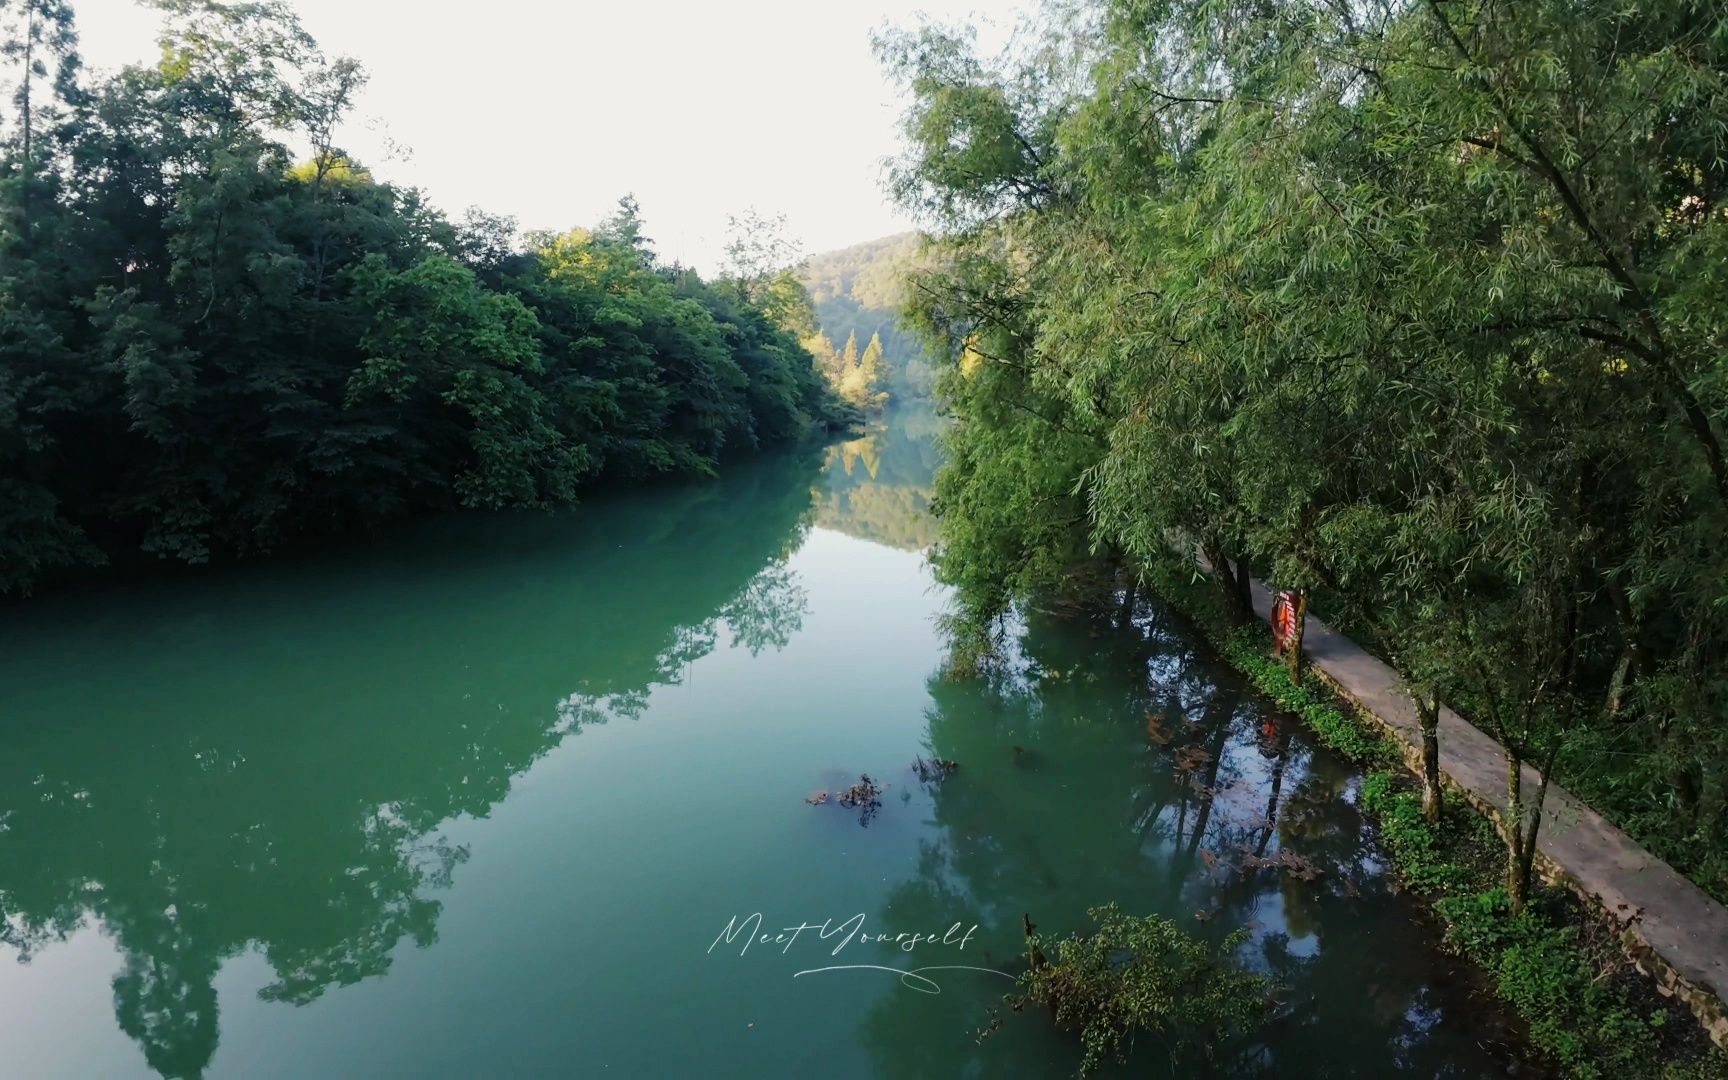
(799, 232, 938, 405)
(0, 0, 852, 596)
(880, 0, 1728, 920)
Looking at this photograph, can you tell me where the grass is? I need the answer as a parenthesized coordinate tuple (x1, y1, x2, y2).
(1134, 554, 1728, 1079)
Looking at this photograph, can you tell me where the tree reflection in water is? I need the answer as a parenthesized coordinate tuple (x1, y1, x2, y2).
(816, 405, 943, 552)
(0, 449, 824, 1078)
(859, 594, 1535, 1078)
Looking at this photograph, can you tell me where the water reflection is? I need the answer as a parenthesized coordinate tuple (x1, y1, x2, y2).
(816, 406, 943, 551)
(858, 597, 1533, 1077)
(0, 450, 825, 1078)
(0, 415, 1535, 1078)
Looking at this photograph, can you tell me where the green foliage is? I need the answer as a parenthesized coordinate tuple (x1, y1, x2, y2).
(798, 232, 939, 403)
(0, 4, 848, 595)
(836, 331, 889, 411)
(1436, 891, 1668, 1079)
(879, 0, 1728, 914)
(1003, 904, 1270, 1076)
(1361, 772, 1475, 895)
(1146, 554, 1712, 1077)
(1143, 543, 1718, 1075)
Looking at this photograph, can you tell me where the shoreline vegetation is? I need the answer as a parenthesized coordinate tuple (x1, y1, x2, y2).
(1137, 552, 1726, 1078)
(884, 0, 1728, 914)
(951, 547, 1727, 1076)
(0, 2, 856, 599)
(876, 0, 1728, 1072)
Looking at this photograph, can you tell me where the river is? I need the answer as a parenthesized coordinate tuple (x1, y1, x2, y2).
(0, 408, 1529, 1077)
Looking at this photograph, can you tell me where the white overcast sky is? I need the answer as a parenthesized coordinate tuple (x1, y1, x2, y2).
(73, 0, 1030, 273)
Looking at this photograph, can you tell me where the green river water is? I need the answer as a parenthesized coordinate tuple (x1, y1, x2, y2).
(0, 410, 1531, 1077)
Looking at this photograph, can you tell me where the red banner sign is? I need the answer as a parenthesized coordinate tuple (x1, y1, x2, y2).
(1271, 591, 1300, 653)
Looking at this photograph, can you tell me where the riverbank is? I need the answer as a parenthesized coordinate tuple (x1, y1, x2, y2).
(1137, 555, 1728, 1078)
(0, 425, 1540, 1077)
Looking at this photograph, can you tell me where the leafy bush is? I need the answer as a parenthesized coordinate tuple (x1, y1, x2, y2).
(1001, 904, 1271, 1075)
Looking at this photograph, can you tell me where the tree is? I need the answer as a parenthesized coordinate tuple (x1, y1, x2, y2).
(840, 328, 858, 371)
(0, 0, 848, 595)
(797, 232, 940, 403)
(843, 330, 889, 411)
(0, 0, 81, 239)
(880, 0, 1728, 908)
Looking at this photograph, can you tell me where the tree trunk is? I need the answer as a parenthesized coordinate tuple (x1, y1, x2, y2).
(1604, 579, 1652, 684)
(20, 6, 34, 241)
(1505, 741, 1558, 916)
(1022, 913, 1046, 970)
(1505, 750, 1528, 915)
(1203, 541, 1250, 625)
(1518, 765, 1551, 912)
(1605, 650, 1632, 718)
(1232, 556, 1254, 623)
(1414, 688, 1443, 822)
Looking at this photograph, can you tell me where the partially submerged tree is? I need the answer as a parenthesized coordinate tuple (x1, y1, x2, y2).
(987, 904, 1270, 1075)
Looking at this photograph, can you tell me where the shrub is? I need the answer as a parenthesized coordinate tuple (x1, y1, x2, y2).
(999, 904, 1271, 1075)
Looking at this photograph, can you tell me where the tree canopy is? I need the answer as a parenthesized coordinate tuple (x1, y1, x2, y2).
(0, 0, 851, 595)
(881, 0, 1728, 909)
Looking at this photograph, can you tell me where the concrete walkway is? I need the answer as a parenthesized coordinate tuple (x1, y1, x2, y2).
(1251, 581, 1728, 1045)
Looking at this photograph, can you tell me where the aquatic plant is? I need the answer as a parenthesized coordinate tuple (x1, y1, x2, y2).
(833, 773, 885, 826)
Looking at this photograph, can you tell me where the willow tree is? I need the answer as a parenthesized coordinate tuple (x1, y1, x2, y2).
(881, 0, 1728, 905)
(874, 23, 1113, 672)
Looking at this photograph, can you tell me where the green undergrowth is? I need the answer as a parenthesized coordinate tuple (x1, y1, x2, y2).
(1360, 775, 1727, 1078)
(1135, 556, 1727, 1079)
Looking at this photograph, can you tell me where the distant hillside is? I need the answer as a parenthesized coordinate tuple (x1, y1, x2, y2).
(799, 233, 938, 403)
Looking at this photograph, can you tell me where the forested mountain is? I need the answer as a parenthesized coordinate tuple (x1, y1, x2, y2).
(0, 0, 850, 597)
(798, 232, 936, 404)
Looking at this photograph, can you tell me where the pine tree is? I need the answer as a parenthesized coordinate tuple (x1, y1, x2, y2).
(846, 331, 889, 411)
(1, 0, 81, 241)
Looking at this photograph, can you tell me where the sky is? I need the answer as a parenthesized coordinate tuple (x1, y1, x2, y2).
(73, 0, 1031, 273)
